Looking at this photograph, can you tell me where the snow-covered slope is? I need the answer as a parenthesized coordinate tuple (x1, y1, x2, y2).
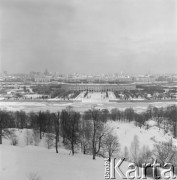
(0, 145, 105, 180)
(1, 119, 176, 180)
(108, 120, 176, 150)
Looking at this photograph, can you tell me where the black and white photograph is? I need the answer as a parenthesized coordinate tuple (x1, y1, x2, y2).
(0, 0, 177, 179)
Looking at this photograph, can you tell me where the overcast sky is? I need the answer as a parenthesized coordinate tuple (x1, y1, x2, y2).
(0, 0, 177, 74)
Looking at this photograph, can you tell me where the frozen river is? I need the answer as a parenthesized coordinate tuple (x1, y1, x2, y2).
(0, 100, 177, 113)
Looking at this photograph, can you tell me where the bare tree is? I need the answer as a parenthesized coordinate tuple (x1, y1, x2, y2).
(86, 109, 105, 160)
(52, 112, 60, 153)
(79, 119, 92, 155)
(167, 106, 177, 138)
(60, 109, 81, 155)
(15, 111, 27, 129)
(25, 129, 33, 146)
(124, 108, 135, 122)
(130, 135, 140, 165)
(139, 145, 152, 165)
(66, 111, 81, 155)
(32, 129, 40, 146)
(60, 110, 68, 144)
(100, 109, 109, 123)
(45, 133, 54, 149)
(102, 132, 120, 160)
(0, 111, 15, 144)
(123, 146, 129, 161)
(36, 111, 50, 140)
(110, 108, 121, 121)
(37, 112, 43, 140)
(153, 140, 177, 165)
(10, 133, 18, 146)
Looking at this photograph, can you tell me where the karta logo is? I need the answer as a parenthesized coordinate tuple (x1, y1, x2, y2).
(104, 158, 176, 179)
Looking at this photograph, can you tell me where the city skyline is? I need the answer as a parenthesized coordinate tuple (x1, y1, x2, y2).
(1, 0, 177, 74)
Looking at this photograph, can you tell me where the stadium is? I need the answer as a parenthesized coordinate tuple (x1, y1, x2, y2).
(60, 83, 136, 92)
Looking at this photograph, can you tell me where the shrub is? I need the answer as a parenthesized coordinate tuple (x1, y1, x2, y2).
(45, 133, 54, 149)
(25, 130, 34, 146)
(11, 136, 18, 146)
(32, 130, 40, 146)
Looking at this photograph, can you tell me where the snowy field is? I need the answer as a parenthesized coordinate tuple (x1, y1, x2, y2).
(74, 91, 109, 102)
(0, 101, 177, 113)
(1, 143, 148, 180)
(0, 129, 105, 180)
(0, 145, 104, 180)
(0, 119, 176, 180)
(108, 120, 176, 151)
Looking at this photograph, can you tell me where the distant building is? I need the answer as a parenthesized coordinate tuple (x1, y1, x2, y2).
(61, 83, 136, 92)
(134, 76, 156, 82)
(24, 94, 50, 99)
(44, 68, 50, 76)
(34, 76, 52, 83)
(7, 88, 25, 95)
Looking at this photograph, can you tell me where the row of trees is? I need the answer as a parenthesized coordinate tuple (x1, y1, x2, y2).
(110, 105, 177, 137)
(0, 107, 120, 160)
(0, 105, 177, 160)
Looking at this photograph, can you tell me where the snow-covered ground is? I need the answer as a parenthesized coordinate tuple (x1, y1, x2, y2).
(108, 120, 176, 151)
(75, 91, 117, 102)
(74, 91, 86, 101)
(0, 129, 106, 180)
(1, 143, 152, 180)
(82, 92, 109, 103)
(0, 118, 176, 180)
(108, 91, 117, 100)
(0, 128, 137, 180)
(0, 145, 105, 180)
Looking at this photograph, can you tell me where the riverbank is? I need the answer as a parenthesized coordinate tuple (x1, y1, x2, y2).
(0, 100, 177, 113)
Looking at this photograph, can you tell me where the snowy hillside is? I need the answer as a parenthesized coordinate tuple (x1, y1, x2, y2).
(0, 118, 176, 180)
(0, 145, 105, 180)
(108, 120, 177, 151)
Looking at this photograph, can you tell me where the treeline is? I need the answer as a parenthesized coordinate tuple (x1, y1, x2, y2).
(136, 85, 164, 93)
(0, 105, 177, 159)
(110, 105, 177, 137)
(32, 85, 66, 98)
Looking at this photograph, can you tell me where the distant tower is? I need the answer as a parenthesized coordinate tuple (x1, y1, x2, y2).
(3, 70, 8, 75)
(44, 68, 49, 76)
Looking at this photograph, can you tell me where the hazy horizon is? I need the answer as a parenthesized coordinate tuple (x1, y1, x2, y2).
(1, 0, 177, 74)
